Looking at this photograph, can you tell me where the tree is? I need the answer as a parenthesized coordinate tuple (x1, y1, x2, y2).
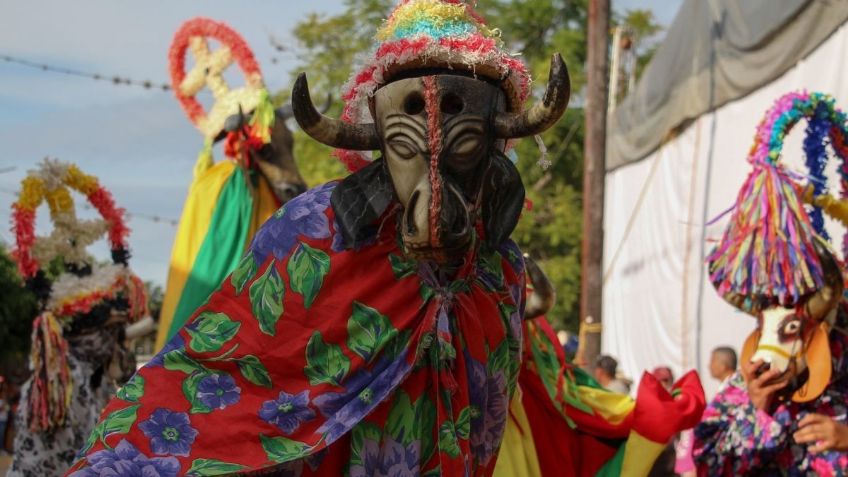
(0, 245, 37, 374)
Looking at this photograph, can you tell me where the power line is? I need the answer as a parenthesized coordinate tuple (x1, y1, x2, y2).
(0, 187, 178, 227)
(1, 53, 171, 92)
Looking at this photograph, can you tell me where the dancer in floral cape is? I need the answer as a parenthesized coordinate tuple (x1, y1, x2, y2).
(8, 159, 148, 477)
(493, 258, 706, 477)
(156, 17, 308, 351)
(695, 92, 848, 475)
(66, 1, 571, 475)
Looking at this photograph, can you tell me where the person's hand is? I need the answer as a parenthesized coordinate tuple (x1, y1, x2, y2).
(793, 414, 848, 453)
(741, 360, 787, 412)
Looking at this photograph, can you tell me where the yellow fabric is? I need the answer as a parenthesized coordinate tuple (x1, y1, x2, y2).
(620, 431, 667, 477)
(155, 162, 281, 351)
(576, 385, 636, 425)
(155, 160, 236, 350)
(493, 390, 542, 477)
(249, 175, 279, 238)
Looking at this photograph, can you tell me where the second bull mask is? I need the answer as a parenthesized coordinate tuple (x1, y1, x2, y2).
(292, 45, 569, 263)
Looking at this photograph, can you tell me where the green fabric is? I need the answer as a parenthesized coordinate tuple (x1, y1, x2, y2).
(594, 445, 625, 477)
(573, 366, 604, 390)
(167, 168, 254, 338)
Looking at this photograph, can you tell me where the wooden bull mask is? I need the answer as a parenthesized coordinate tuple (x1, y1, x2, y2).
(292, 54, 570, 263)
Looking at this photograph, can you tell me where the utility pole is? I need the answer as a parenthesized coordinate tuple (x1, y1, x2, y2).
(579, 0, 610, 369)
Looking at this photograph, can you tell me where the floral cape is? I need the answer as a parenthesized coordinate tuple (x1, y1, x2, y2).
(66, 182, 526, 477)
(694, 307, 848, 476)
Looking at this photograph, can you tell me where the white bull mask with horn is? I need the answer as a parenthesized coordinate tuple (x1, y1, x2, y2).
(290, 54, 570, 263)
(728, 240, 843, 403)
(707, 91, 848, 403)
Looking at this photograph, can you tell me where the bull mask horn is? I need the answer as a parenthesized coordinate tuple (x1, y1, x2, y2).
(292, 73, 380, 151)
(494, 53, 571, 139)
(277, 93, 331, 121)
(805, 241, 843, 321)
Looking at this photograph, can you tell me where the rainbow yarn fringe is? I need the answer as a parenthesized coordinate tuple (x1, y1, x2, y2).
(337, 0, 530, 172)
(27, 312, 72, 432)
(709, 91, 848, 310)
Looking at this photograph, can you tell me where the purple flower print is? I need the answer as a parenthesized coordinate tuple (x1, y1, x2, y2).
(138, 409, 198, 457)
(69, 439, 180, 477)
(251, 183, 335, 262)
(314, 351, 412, 443)
(259, 390, 316, 434)
(349, 438, 420, 477)
(196, 373, 241, 410)
(148, 335, 185, 368)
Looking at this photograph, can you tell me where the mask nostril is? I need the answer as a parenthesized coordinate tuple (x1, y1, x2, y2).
(405, 191, 420, 236)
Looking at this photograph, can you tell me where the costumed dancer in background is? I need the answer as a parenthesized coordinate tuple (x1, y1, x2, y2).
(494, 256, 705, 477)
(66, 1, 572, 475)
(7, 160, 148, 477)
(155, 18, 310, 350)
(695, 91, 848, 474)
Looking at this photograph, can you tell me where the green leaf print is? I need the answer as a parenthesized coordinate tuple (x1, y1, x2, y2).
(350, 422, 383, 466)
(116, 374, 145, 403)
(237, 355, 272, 388)
(249, 261, 285, 336)
(414, 394, 438, 462)
(455, 406, 472, 440)
(260, 434, 311, 463)
(389, 254, 416, 279)
(186, 458, 246, 476)
(287, 242, 331, 309)
(187, 312, 241, 353)
(489, 340, 510, 375)
(164, 349, 204, 374)
(304, 331, 350, 386)
(438, 421, 461, 458)
(386, 391, 416, 445)
(101, 405, 140, 437)
(231, 253, 258, 295)
(346, 302, 395, 362)
(183, 372, 213, 414)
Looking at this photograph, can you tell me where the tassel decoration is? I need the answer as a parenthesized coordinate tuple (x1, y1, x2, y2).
(26, 312, 73, 432)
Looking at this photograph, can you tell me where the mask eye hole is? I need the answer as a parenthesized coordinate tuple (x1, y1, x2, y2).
(778, 316, 802, 342)
(404, 93, 425, 115)
(782, 319, 801, 335)
(440, 93, 464, 115)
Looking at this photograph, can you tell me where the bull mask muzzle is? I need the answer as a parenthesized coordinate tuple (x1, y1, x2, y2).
(292, 54, 570, 262)
(737, 241, 843, 403)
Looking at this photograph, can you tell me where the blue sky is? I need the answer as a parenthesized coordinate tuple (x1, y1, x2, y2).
(0, 0, 682, 286)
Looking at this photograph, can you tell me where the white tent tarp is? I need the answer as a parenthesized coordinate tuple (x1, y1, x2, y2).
(603, 21, 848, 398)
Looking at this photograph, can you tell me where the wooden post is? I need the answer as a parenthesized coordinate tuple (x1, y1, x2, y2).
(580, 0, 610, 369)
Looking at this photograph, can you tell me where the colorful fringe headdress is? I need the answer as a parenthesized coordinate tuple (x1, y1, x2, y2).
(336, 0, 531, 172)
(708, 91, 848, 314)
(10, 159, 148, 431)
(169, 17, 276, 176)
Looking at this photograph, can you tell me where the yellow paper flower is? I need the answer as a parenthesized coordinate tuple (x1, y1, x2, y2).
(17, 176, 46, 211)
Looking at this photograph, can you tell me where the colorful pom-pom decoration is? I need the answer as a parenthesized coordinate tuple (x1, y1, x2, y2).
(708, 91, 848, 313)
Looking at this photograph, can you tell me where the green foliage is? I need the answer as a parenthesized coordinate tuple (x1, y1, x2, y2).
(0, 245, 37, 369)
(282, 0, 662, 332)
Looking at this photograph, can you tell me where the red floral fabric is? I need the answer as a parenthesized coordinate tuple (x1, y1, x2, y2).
(66, 182, 525, 477)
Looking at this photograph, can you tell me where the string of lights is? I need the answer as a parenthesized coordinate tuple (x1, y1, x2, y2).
(1, 53, 171, 91)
